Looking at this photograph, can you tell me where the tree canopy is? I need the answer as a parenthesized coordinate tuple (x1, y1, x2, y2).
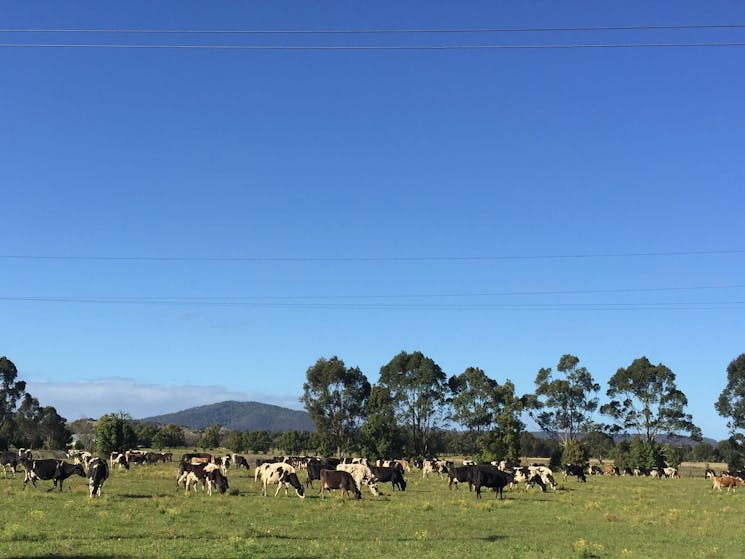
(532, 354, 600, 444)
(601, 356, 701, 443)
(378, 351, 449, 456)
(301, 356, 371, 457)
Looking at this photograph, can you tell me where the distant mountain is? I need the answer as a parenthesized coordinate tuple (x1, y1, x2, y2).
(140, 400, 315, 432)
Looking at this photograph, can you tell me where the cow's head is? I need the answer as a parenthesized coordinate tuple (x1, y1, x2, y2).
(280, 471, 305, 498)
(72, 463, 86, 477)
(362, 475, 380, 496)
(212, 471, 229, 494)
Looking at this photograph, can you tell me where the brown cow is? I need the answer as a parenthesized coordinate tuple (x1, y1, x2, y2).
(319, 469, 361, 500)
(712, 476, 744, 492)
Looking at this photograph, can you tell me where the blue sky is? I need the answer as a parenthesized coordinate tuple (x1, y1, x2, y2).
(2, 1, 744, 440)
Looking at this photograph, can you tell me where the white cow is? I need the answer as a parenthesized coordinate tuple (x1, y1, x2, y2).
(336, 463, 380, 496)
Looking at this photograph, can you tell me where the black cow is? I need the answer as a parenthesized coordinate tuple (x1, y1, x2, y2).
(369, 466, 407, 491)
(88, 457, 109, 497)
(470, 465, 510, 500)
(448, 465, 477, 491)
(563, 463, 587, 482)
(305, 459, 338, 488)
(232, 455, 250, 473)
(23, 459, 86, 492)
(1, 451, 19, 478)
(319, 469, 361, 500)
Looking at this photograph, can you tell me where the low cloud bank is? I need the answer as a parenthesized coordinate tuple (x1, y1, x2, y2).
(26, 378, 303, 422)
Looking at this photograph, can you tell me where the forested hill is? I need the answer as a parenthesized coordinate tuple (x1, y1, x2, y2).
(140, 401, 315, 432)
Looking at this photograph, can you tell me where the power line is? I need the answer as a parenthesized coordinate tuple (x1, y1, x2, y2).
(1, 248, 743, 262)
(2, 23, 744, 35)
(1, 295, 743, 311)
(3, 283, 743, 302)
(2, 42, 744, 50)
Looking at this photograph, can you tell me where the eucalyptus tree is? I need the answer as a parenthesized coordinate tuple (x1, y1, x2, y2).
(449, 368, 525, 461)
(716, 353, 745, 437)
(301, 356, 371, 457)
(532, 354, 600, 444)
(378, 350, 449, 457)
(601, 356, 701, 443)
(0, 356, 26, 449)
(360, 385, 406, 459)
(715, 353, 745, 469)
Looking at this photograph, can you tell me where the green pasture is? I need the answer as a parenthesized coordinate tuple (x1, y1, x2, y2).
(1, 457, 743, 559)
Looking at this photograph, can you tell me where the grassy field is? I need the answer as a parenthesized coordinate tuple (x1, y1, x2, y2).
(1, 455, 742, 559)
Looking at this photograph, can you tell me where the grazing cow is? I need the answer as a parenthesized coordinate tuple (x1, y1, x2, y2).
(529, 465, 557, 490)
(336, 463, 380, 496)
(650, 468, 666, 479)
(633, 467, 649, 477)
(369, 466, 407, 491)
(421, 459, 451, 478)
(109, 452, 130, 470)
(563, 463, 587, 482)
(88, 457, 109, 497)
(319, 469, 361, 500)
(705, 468, 717, 479)
(23, 459, 86, 492)
(588, 465, 603, 476)
(177, 462, 228, 495)
(511, 467, 547, 492)
(470, 465, 510, 500)
(231, 455, 250, 473)
(448, 465, 477, 491)
(663, 467, 680, 478)
(712, 476, 744, 492)
(259, 463, 305, 498)
(1, 451, 19, 478)
(603, 466, 620, 476)
(305, 459, 339, 488)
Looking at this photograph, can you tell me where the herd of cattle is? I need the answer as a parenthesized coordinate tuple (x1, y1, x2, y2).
(2, 448, 744, 499)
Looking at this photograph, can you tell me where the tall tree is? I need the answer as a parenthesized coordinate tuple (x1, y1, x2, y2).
(449, 367, 496, 440)
(716, 353, 745, 437)
(0, 356, 26, 449)
(95, 412, 138, 455)
(378, 350, 449, 456)
(301, 356, 370, 457)
(601, 356, 701, 442)
(449, 369, 525, 461)
(36, 406, 72, 450)
(532, 354, 600, 444)
(153, 424, 186, 449)
(360, 385, 406, 459)
(715, 353, 745, 470)
(199, 425, 223, 449)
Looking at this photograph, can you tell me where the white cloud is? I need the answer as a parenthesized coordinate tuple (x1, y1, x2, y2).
(26, 378, 303, 421)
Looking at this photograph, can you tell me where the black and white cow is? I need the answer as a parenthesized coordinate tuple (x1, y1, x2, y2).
(231, 455, 251, 473)
(563, 463, 587, 482)
(23, 459, 86, 492)
(470, 465, 510, 500)
(177, 462, 229, 495)
(448, 465, 477, 491)
(88, 457, 109, 497)
(1, 451, 19, 478)
(319, 469, 362, 500)
(258, 463, 305, 498)
(369, 465, 407, 491)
